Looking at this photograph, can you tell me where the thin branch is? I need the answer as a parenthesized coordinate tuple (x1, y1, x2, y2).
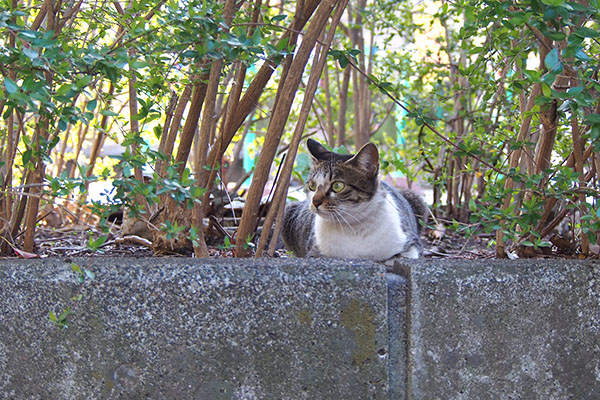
(346, 58, 504, 174)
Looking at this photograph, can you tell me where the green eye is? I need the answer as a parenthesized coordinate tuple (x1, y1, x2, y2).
(307, 181, 317, 191)
(332, 181, 345, 193)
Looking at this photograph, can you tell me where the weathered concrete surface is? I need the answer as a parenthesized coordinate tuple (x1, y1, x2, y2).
(395, 259, 600, 400)
(386, 273, 407, 400)
(4, 257, 600, 400)
(0, 258, 389, 399)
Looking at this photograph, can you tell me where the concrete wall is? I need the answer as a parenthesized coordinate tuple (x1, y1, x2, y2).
(0, 258, 389, 399)
(394, 259, 600, 400)
(1, 258, 599, 399)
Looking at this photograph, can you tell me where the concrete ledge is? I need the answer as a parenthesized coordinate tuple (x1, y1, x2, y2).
(0, 258, 389, 399)
(395, 259, 600, 400)
(386, 273, 408, 400)
(2, 258, 599, 399)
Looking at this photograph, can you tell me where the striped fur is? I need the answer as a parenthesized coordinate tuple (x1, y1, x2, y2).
(282, 139, 427, 261)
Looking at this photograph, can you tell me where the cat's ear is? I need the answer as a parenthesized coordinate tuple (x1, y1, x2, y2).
(307, 138, 331, 161)
(345, 142, 379, 177)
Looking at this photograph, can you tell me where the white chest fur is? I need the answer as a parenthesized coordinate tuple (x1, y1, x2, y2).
(314, 191, 413, 261)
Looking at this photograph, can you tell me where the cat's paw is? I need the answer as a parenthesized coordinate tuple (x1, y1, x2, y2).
(400, 246, 420, 259)
(382, 246, 421, 265)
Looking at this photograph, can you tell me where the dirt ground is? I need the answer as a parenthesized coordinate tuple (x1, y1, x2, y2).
(13, 203, 594, 260)
(24, 222, 496, 260)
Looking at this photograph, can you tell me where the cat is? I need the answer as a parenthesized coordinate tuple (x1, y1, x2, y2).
(282, 138, 427, 261)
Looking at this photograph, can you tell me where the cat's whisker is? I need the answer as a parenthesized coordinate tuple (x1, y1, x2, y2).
(383, 194, 402, 212)
(331, 211, 343, 228)
(332, 210, 358, 235)
(331, 211, 347, 231)
(334, 207, 362, 225)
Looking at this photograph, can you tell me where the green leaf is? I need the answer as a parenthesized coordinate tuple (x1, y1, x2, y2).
(18, 30, 38, 40)
(130, 60, 149, 69)
(523, 69, 541, 82)
(348, 49, 361, 59)
(71, 263, 82, 274)
(23, 47, 39, 60)
(584, 114, 600, 125)
(191, 186, 207, 198)
(574, 27, 600, 38)
(100, 109, 119, 117)
(544, 48, 560, 71)
(22, 149, 32, 166)
(56, 83, 73, 97)
(189, 226, 199, 240)
(540, 0, 565, 5)
(545, 31, 566, 41)
(271, 14, 287, 22)
(88, 234, 108, 250)
(84, 268, 95, 280)
(468, 198, 477, 212)
(86, 99, 98, 111)
(543, 7, 557, 20)
(131, 112, 146, 121)
(4, 78, 18, 94)
(542, 83, 551, 97)
(76, 75, 92, 88)
(59, 309, 70, 321)
(566, 86, 583, 96)
(275, 36, 289, 52)
(574, 49, 591, 61)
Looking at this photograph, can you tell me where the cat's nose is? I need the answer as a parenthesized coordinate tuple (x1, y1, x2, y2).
(312, 196, 324, 209)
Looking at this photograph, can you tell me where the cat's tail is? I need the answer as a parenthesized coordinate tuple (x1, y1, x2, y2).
(401, 189, 428, 233)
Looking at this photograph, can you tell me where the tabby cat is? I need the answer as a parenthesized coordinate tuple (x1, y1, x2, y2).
(282, 139, 427, 261)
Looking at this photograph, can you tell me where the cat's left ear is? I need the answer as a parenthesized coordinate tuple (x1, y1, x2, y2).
(345, 142, 379, 177)
(306, 138, 331, 161)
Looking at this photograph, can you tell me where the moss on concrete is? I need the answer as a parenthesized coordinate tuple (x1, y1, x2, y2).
(341, 299, 376, 367)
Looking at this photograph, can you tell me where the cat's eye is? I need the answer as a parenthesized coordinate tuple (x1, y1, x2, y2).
(307, 181, 317, 191)
(331, 181, 345, 193)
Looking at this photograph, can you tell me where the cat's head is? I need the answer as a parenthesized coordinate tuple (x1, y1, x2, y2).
(304, 139, 379, 222)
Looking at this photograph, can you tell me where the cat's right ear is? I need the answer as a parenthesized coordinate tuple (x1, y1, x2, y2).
(345, 142, 379, 177)
(307, 138, 330, 161)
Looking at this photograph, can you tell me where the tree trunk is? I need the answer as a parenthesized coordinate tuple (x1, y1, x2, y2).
(256, 0, 349, 256)
(158, 85, 192, 178)
(235, 0, 343, 256)
(204, 0, 322, 174)
(155, 90, 179, 178)
(192, 59, 224, 258)
(322, 58, 335, 146)
(337, 66, 351, 147)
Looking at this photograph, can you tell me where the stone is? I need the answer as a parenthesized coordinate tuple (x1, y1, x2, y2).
(396, 259, 600, 400)
(0, 257, 389, 399)
(4, 256, 599, 400)
(386, 273, 408, 400)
